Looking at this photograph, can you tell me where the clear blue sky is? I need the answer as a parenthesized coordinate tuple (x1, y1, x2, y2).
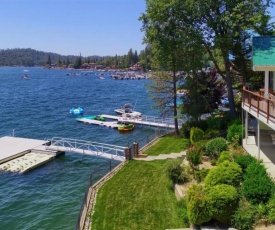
(0, 0, 146, 57)
(0, 0, 274, 57)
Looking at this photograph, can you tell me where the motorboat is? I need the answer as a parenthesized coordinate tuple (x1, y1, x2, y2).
(114, 103, 142, 117)
(21, 74, 30, 80)
(70, 107, 84, 115)
(117, 121, 135, 132)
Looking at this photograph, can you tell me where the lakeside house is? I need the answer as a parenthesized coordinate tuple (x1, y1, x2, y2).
(242, 36, 275, 177)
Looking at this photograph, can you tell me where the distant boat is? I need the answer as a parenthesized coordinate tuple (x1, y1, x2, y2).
(21, 74, 30, 80)
(99, 76, 105, 80)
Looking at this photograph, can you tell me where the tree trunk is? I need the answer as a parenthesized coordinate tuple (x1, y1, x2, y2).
(225, 59, 236, 118)
(173, 70, 179, 135)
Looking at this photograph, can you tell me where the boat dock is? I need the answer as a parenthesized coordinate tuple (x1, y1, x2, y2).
(76, 114, 182, 129)
(0, 136, 64, 173)
(76, 117, 119, 129)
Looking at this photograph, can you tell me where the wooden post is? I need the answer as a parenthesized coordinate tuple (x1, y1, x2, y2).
(124, 147, 132, 160)
(133, 141, 139, 157)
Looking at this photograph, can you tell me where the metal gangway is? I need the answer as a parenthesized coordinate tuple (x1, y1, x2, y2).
(46, 137, 126, 161)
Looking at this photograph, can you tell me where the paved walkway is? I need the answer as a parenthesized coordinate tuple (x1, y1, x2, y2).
(135, 151, 186, 161)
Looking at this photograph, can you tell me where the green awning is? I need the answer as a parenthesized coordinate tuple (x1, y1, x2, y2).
(252, 36, 275, 71)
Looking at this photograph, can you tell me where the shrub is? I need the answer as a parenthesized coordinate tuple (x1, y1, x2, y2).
(234, 154, 257, 174)
(204, 128, 220, 139)
(227, 123, 244, 145)
(186, 185, 212, 225)
(231, 198, 257, 230)
(166, 159, 183, 183)
(205, 137, 227, 158)
(166, 159, 191, 184)
(181, 120, 208, 138)
(206, 116, 222, 130)
(178, 198, 189, 226)
(207, 184, 239, 223)
(194, 168, 210, 183)
(190, 127, 204, 145)
(204, 160, 242, 187)
(216, 151, 233, 165)
(242, 162, 274, 204)
(186, 146, 202, 171)
(267, 195, 275, 223)
(192, 140, 208, 154)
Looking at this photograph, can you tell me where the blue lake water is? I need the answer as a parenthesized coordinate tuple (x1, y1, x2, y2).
(0, 67, 161, 229)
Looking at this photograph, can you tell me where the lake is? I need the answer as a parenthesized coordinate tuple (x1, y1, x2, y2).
(0, 67, 163, 229)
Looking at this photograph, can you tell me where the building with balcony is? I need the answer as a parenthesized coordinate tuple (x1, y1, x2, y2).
(242, 36, 275, 178)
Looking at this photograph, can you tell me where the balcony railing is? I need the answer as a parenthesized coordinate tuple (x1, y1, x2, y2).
(242, 86, 275, 125)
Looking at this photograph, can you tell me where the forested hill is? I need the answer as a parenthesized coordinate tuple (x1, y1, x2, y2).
(0, 48, 101, 67)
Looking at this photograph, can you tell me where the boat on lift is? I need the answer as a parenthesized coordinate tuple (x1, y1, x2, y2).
(114, 103, 142, 117)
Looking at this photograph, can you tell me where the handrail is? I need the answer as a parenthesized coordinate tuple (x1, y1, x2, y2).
(47, 137, 126, 160)
(242, 86, 275, 124)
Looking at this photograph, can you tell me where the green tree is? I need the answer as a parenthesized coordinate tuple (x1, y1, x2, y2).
(159, 0, 274, 118)
(46, 55, 51, 65)
(181, 68, 225, 122)
(140, 0, 204, 135)
(74, 53, 82, 69)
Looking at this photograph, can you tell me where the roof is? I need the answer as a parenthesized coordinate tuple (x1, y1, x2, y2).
(252, 36, 275, 71)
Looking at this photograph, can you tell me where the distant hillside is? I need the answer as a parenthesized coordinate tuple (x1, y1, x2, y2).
(0, 48, 102, 67)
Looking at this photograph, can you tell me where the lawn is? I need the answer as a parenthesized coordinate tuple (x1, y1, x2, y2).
(91, 160, 187, 230)
(142, 136, 190, 156)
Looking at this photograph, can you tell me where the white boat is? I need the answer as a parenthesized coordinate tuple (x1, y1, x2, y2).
(114, 103, 142, 117)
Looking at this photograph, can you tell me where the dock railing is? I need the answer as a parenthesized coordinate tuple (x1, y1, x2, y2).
(47, 137, 126, 161)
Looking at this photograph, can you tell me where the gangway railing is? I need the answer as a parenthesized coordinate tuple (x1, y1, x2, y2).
(46, 137, 126, 161)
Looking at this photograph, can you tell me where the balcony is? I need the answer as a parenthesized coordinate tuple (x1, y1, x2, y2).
(242, 86, 275, 130)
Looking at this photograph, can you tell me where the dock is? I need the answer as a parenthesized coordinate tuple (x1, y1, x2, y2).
(76, 114, 182, 129)
(76, 117, 119, 129)
(0, 136, 63, 173)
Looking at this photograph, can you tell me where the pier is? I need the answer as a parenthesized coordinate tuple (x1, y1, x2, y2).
(76, 114, 184, 129)
(0, 136, 127, 173)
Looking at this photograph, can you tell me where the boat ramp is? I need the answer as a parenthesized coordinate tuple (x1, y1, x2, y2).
(76, 114, 183, 129)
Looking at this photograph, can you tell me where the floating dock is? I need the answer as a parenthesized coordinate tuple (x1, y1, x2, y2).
(0, 136, 63, 173)
(76, 114, 180, 129)
(76, 116, 119, 129)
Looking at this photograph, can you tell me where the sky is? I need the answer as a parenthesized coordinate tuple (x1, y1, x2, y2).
(0, 0, 147, 57)
(0, 0, 275, 57)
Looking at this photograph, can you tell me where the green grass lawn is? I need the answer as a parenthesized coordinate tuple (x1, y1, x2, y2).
(142, 136, 190, 156)
(92, 160, 187, 230)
